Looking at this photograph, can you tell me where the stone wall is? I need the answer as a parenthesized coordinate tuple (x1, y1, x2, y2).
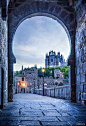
(0, 7, 8, 108)
(75, 2, 86, 105)
(38, 77, 64, 88)
(35, 85, 71, 100)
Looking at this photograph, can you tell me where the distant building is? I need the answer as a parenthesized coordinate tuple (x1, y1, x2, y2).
(15, 74, 26, 93)
(54, 69, 64, 79)
(15, 68, 38, 93)
(45, 51, 67, 68)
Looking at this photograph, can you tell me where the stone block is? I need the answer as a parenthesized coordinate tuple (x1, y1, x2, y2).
(76, 74, 80, 84)
(76, 58, 79, 66)
(83, 54, 86, 62)
(84, 30, 86, 37)
(80, 48, 84, 56)
(83, 62, 86, 72)
(80, 84, 84, 93)
(76, 66, 79, 74)
(83, 84, 86, 92)
(81, 73, 86, 83)
(41, 121, 69, 126)
(81, 56, 84, 63)
(84, 46, 86, 54)
(82, 93, 86, 100)
(76, 84, 80, 93)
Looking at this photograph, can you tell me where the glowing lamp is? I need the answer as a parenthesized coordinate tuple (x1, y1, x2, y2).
(41, 68, 45, 73)
(22, 83, 25, 87)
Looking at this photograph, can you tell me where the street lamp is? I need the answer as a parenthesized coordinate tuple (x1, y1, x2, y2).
(41, 68, 45, 96)
(34, 79, 35, 94)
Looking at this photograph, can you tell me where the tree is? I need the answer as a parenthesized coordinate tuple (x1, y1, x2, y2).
(38, 68, 43, 77)
(34, 64, 37, 69)
(54, 66, 61, 70)
(45, 68, 50, 77)
(22, 65, 23, 71)
(63, 68, 69, 79)
(61, 67, 66, 72)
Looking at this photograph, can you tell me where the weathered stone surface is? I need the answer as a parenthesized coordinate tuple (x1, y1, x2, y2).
(0, 94, 86, 126)
(76, 75, 80, 84)
(0, 8, 8, 108)
(81, 73, 86, 83)
(75, 2, 86, 105)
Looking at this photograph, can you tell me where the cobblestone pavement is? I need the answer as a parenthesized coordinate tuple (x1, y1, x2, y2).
(0, 94, 86, 126)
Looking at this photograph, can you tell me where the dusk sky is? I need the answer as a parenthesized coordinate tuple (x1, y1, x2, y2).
(13, 16, 70, 71)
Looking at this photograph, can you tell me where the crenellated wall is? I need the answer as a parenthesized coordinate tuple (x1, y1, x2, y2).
(0, 7, 8, 108)
(75, 2, 86, 105)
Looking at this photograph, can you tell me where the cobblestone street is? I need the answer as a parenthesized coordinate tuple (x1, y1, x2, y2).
(0, 94, 86, 126)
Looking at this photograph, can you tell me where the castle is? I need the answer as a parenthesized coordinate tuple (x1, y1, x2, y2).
(45, 51, 67, 68)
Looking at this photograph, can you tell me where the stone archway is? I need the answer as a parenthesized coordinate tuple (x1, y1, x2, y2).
(8, 0, 76, 102)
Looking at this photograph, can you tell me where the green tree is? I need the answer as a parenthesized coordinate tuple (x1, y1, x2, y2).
(34, 64, 37, 69)
(45, 68, 50, 77)
(54, 66, 61, 70)
(63, 67, 69, 79)
(38, 68, 43, 77)
(61, 67, 66, 72)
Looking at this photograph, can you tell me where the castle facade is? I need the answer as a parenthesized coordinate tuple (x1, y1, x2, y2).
(45, 51, 67, 68)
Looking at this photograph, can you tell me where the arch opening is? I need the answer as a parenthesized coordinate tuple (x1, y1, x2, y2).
(12, 15, 71, 95)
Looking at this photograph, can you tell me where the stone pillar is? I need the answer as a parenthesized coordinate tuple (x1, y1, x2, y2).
(8, 42, 16, 102)
(0, 5, 8, 107)
(8, 62, 13, 102)
(68, 55, 76, 102)
(75, 2, 86, 105)
(68, 30, 76, 102)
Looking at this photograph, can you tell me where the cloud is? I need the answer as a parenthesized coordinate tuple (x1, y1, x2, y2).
(13, 16, 70, 71)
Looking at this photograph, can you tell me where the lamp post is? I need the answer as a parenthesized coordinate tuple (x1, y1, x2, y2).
(41, 68, 45, 96)
(34, 79, 35, 94)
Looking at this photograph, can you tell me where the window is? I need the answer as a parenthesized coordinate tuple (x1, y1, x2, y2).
(22, 77, 24, 81)
(51, 59, 53, 62)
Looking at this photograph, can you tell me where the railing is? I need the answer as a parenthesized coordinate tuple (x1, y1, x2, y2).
(35, 85, 71, 100)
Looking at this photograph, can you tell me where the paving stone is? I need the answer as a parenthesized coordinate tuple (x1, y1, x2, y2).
(6, 116, 39, 121)
(20, 120, 41, 125)
(0, 117, 7, 121)
(7, 120, 20, 125)
(58, 116, 77, 122)
(20, 111, 43, 116)
(1, 111, 19, 117)
(41, 121, 70, 126)
(38, 116, 59, 121)
(61, 113, 70, 116)
(0, 94, 86, 125)
(0, 121, 8, 125)
(43, 110, 61, 116)
(68, 121, 78, 126)
(74, 116, 86, 122)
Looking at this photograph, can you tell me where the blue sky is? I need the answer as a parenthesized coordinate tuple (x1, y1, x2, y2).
(13, 16, 70, 71)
